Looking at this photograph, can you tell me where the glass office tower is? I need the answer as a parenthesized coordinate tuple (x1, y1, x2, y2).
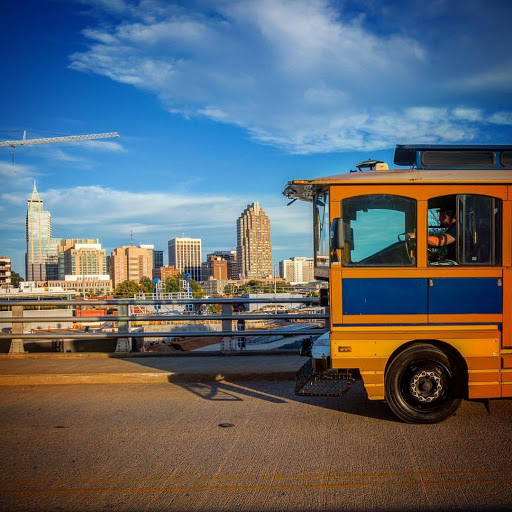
(25, 182, 61, 281)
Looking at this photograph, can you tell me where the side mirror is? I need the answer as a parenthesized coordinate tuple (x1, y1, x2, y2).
(330, 218, 344, 250)
(319, 288, 329, 307)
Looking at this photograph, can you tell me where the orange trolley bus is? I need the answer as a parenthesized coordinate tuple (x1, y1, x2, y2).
(285, 145, 512, 423)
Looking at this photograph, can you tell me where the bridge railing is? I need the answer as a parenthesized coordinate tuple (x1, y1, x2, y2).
(0, 297, 328, 354)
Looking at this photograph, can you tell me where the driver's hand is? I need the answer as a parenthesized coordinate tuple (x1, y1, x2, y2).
(406, 233, 416, 241)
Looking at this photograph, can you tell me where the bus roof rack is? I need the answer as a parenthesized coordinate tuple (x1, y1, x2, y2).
(394, 144, 512, 169)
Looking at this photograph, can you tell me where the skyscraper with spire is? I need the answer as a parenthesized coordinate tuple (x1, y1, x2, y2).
(25, 182, 61, 281)
(236, 201, 272, 280)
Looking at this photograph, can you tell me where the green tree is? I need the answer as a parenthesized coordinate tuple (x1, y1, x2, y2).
(224, 283, 238, 296)
(164, 275, 180, 293)
(189, 279, 205, 298)
(113, 280, 139, 298)
(139, 276, 154, 295)
(205, 303, 221, 314)
(164, 273, 205, 298)
(240, 280, 261, 294)
(10, 271, 24, 286)
(275, 281, 288, 293)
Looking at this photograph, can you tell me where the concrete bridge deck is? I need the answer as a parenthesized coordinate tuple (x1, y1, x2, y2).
(0, 352, 304, 385)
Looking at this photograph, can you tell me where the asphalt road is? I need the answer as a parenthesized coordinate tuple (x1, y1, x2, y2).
(1, 380, 511, 512)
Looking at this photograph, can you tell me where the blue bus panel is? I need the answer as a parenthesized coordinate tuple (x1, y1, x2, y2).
(342, 278, 428, 316)
(428, 278, 502, 315)
(341, 277, 502, 317)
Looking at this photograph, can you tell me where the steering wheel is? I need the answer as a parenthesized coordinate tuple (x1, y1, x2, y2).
(428, 247, 442, 263)
(398, 233, 416, 263)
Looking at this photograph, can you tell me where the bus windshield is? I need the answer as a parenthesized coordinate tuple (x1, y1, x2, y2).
(314, 191, 329, 268)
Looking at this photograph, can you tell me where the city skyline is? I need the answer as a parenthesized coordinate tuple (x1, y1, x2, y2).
(20, 183, 298, 281)
(2, 1, 512, 274)
(18, 182, 312, 284)
(9, 181, 309, 276)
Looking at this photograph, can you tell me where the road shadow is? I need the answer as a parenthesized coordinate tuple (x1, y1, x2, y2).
(214, 378, 401, 423)
(177, 381, 287, 404)
(119, 354, 400, 422)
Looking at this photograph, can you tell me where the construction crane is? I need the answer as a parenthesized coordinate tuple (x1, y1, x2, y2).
(0, 131, 120, 148)
(0, 130, 120, 164)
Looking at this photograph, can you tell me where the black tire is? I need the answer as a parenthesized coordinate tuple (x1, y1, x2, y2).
(385, 344, 463, 424)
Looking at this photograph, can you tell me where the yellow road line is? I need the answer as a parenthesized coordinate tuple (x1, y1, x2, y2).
(6, 469, 511, 487)
(3, 478, 511, 496)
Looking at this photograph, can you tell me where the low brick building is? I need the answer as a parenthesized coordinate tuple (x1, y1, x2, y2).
(152, 265, 180, 281)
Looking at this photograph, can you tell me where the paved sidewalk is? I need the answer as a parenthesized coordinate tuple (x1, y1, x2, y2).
(0, 353, 305, 385)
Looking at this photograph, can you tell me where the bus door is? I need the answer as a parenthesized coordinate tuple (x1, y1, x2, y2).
(426, 194, 502, 325)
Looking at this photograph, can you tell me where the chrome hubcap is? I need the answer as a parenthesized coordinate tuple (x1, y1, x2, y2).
(410, 370, 442, 403)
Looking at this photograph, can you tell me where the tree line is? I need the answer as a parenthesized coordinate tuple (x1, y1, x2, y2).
(113, 274, 205, 298)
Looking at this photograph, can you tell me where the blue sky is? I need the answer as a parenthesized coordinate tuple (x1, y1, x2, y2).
(1, 0, 512, 276)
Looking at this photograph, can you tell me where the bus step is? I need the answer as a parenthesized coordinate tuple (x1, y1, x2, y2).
(295, 359, 354, 397)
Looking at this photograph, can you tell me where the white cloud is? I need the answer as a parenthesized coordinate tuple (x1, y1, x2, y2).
(0, 162, 32, 178)
(79, 140, 126, 152)
(68, 0, 432, 153)
(406, 107, 448, 122)
(51, 149, 88, 163)
(82, 28, 118, 44)
(69, 0, 512, 153)
(250, 107, 482, 154)
(1, 215, 26, 229)
(452, 108, 483, 122)
(0, 162, 39, 191)
(488, 112, 512, 126)
(77, 0, 130, 14)
(44, 186, 233, 224)
(19, 185, 303, 252)
(457, 68, 512, 91)
(4, 139, 127, 175)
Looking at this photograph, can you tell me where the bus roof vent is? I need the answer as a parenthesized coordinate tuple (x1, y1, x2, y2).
(355, 159, 389, 172)
(394, 144, 512, 169)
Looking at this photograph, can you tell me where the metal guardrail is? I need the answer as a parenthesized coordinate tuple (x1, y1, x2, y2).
(0, 297, 328, 354)
(0, 298, 318, 306)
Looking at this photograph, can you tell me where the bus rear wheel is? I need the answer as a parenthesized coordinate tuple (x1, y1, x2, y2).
(385, 344, 462, 424)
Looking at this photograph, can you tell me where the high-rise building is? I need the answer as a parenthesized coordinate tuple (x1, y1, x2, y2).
(279, 257, 314, 283)
(207, 250, 238, 280)
(51, 240, 111, 296)
(236, 202, 272, 280)
(153, 250, 164, 269)
(110, 245, 153, 288)
(139, 244, 154, 269)
(168, 237, 202, 281)
(25, 182, 61, 281)
(62, 242, 108, 277)
(58, 238, 101, 279)
(0, 256, 11, 286)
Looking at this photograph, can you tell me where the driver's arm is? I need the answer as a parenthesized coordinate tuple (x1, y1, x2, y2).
(428, 233, 455, 247)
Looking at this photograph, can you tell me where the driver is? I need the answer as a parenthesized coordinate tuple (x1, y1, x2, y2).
(430, 208, 457, 260)
(407, 208, 457, 261)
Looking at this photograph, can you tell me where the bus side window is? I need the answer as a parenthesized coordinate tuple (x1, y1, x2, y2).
(341, 194, 416, 267)
(458, 195, 501, 266)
